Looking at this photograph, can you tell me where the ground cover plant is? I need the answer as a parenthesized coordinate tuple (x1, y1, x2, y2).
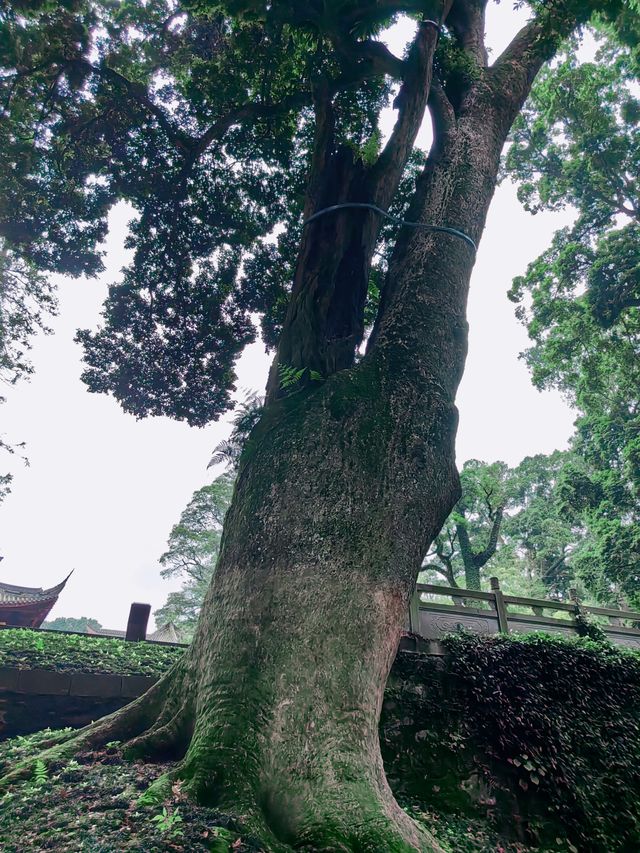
(2, 0, 639, 849)
(383, 634, 640, 853)
(0, 730, 537, 853)
(2, 634, 637, 851)
(0, 629, 184, 676)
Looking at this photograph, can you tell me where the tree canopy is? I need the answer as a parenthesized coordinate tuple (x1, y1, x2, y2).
(155, 471, 233, 637)
(1, 0, 424, 424)
(506, 13, 640, 606)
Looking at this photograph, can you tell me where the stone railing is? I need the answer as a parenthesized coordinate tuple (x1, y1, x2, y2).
(408, 578, 640, 650)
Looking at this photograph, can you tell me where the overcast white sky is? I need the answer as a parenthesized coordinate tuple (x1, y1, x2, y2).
(0, 4, 578, 628)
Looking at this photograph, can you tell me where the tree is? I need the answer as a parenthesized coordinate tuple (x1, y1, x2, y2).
(43, 616, 103, 632)
(155, 473, 234, 639)
(0, 241, 57, 500)
(506, 15, 640, 609)
(503, 451, 578, 599)
(422, 452, 578, 598)
(423, 459, 508, 590)
(1, 1, 633, 848)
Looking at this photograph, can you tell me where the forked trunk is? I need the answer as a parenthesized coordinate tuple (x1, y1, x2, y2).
(159, 85, 507, 849)
(1, 57, 525, 853)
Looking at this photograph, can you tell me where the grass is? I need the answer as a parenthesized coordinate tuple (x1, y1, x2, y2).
(0, 628, 183, 676)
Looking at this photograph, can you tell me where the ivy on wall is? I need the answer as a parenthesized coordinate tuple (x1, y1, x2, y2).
(382, 634, 640, 852)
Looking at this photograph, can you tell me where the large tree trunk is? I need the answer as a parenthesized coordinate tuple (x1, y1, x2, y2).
(1, 17, 555, 851)
(117, 91, 507, 848)
(176, 355, 461, 850)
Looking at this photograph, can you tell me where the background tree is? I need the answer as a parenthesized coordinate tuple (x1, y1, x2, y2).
(502, 451, 579, 599)
(507, 15, 640, 609)
(43, 616, 103, 632)
(422, 452, 579, 598)
(155, 472, 234, 639)
(1, 1, 634, 849)
(423, 459, 509, 590)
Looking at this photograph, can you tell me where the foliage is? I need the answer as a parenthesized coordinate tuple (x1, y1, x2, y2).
(0, 628, 183, 675)
(207, 392, 264, 470)
(0, 0, 402, 425)
(154, 471, 234, 639)
(502, 451, 580, 599)
(43, 616, 103, 633)
(31, 759, 48, 788)
(0, 473, 11, 503)
(0, 241, 56, 500)
(151, 805, 183, 838)
(423, 453, 579, 599)
(383, 635, 640, 853)
(0, 241, 57, 389)
(506, 23, 640, 607)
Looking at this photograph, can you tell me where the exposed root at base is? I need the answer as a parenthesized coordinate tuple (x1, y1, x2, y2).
(0, 667, 442, 851)
(0, 671, 172, 791)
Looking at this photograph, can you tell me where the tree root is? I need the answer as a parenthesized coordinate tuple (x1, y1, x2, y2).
(0, 671, 171, 791)
(0, 657, 443, 852)
(124, 699, 193, 761)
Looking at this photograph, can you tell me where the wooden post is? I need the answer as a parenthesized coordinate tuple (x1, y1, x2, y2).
(569, 587, 582, 631)
(125, 602, 151, 642)
(490, 577, 509, 635)
(569, 588, 580, 615)
(408, 588, 421, 635)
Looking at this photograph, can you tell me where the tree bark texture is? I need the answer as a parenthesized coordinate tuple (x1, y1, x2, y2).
(1, 3, 603, 849)
(68, 90, 507, 849)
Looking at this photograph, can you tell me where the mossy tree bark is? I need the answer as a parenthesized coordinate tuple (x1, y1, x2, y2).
(1, 3, 607, 850)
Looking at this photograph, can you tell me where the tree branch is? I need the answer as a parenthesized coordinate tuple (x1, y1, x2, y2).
(301, 78, 336, 219)
(332, 35, 406, 80)
(489, 0, 602, 115)
(447, 0, 490, 67)
(427, 75, 456, 147)
(192, 91, 309, 159)
(68, 59, 309, 163)
(343, 0, 445, 28)
(372, 9, 453, 207)
(473, 505, 504, 568)
(433, 540, 459, 587)
(67, 59, 194, 153)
